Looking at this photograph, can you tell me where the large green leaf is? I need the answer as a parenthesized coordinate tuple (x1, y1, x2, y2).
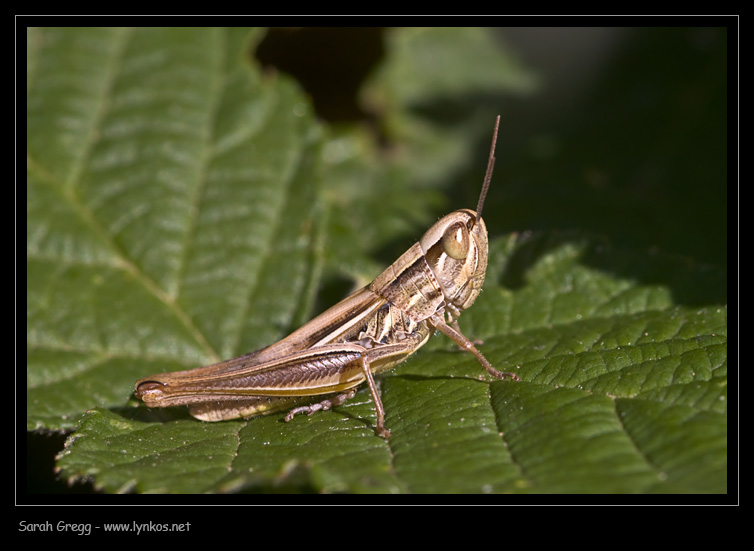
(53, 234, 726, 494)
(28, 27, 726, 494)
(27, 27, 325, 432)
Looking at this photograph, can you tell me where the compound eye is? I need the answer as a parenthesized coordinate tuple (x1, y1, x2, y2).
(442, 221, 470, 260)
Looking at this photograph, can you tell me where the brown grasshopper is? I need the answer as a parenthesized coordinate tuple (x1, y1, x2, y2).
(135, 116, 519, 438)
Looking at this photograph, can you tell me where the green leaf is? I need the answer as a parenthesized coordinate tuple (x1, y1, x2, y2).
(28, 27, 726, 494)
(54, 234, 726, 494)
(27, 27, 325, 430)
(363, 27, 536, 191)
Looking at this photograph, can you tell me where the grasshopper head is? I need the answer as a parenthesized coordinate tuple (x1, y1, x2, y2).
(417, 115, 498, 318)
(419, 208, 488, 316)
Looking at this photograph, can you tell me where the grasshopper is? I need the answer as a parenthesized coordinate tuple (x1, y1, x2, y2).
(135, 116, 519, 438)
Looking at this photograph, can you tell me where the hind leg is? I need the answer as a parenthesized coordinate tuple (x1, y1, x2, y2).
(284, 389, 357, 421)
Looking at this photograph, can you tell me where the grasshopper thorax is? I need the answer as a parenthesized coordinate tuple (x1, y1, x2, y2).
(370, 116, 498, 323)
(420, 208, 488, 315)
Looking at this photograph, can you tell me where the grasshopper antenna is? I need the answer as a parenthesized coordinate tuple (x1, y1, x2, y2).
(476, 115, 500, 223)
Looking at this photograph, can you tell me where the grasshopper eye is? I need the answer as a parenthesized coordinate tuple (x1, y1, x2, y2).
(442, 221, 470, 260)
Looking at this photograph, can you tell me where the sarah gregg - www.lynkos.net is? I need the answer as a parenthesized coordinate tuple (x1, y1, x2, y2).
(19, 521, 191, 535)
